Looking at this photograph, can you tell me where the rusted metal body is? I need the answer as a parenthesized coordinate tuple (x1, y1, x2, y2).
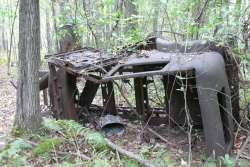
(46, 37, 239, 156)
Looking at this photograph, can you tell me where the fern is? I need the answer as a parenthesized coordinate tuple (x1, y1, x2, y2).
(57, 120, 86, 136)
(0, 139, 32, 166)
(85, 131, 107, 151)
(32, 138, 62, 156)
(7, 155, 28, 167)
(42, 118, 63, 132)
(43, 119, 86, 137)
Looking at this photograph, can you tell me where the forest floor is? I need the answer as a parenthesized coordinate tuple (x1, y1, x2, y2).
(0, 64, 250, 166)
(0, 65, 16, 150)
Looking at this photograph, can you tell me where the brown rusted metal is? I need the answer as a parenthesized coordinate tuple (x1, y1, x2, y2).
(39, 72, 49, 90)
(58, 70, 78, 120)
(39, 71, 49, 105)
(134, 77, 149, 120)
(48, 64, 78, 120)
(48, 63, 63, 118)
(46, 37, 239, 156)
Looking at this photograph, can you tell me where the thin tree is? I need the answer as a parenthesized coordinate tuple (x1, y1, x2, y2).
(15, 0, 41, 131)
(152, 0, 159, 35)
(7, 0, 19, 75)
(46, 7, 52, 54)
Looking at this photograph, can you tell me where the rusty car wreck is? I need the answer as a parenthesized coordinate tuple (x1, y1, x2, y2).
(41, 37, 239, 156)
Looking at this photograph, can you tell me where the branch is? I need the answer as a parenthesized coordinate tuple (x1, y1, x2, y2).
(10, 80, 17, 89)
(195, 0, 210, 24)
(104, 138, 159, 167)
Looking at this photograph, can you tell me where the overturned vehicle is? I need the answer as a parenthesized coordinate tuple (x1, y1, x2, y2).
(41, 37, 239, 156)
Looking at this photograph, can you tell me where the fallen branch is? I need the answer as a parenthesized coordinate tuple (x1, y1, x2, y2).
(10, 80, 17, 89)
(56, 150, 91, 161)
(104, 138, 159, 167)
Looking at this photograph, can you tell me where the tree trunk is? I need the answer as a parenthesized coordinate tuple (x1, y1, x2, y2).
(15, 0, 41, 131)
(46, 8, 52, 54)
(1, 17, 6, 51)
(7, 0, 19, 74)
(51, 0, 59, 52)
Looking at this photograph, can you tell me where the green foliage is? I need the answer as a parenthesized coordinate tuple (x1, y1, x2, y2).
(32, 138, 61, 156)
(203, 161, 217, 167)
(122, 158, 141, 167)
(153, 150, 176, 167)
(43, 118, 86, 137)
(56, 162, 80, 167)
(91, 159, 111, 167)
(139, 145, 152, 158)
(11, 128, 25, 137)
(56, 162, 74, 167)
(219, 154, 234, 167)
(203, 154, 244, 167)
(3, 154, 28, 167)
(0, 139, 32, 166)
(57, 120, 86, 136)
(42, 118, 63, 132)
(85, 131, 107, 151)
(0, 56, 7, 65)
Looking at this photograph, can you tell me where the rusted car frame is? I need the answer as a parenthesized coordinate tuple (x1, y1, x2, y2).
(45, 37, 239, 156)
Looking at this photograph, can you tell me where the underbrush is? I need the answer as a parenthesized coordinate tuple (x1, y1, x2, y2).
(0, 119, 248, 167)
(0, 57, 7, 65)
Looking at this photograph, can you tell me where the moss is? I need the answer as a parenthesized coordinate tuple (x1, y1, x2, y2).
(11, 128, 25, 137)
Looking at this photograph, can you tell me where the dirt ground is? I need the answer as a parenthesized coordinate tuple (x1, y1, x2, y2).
(0, 65, 16, 149)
